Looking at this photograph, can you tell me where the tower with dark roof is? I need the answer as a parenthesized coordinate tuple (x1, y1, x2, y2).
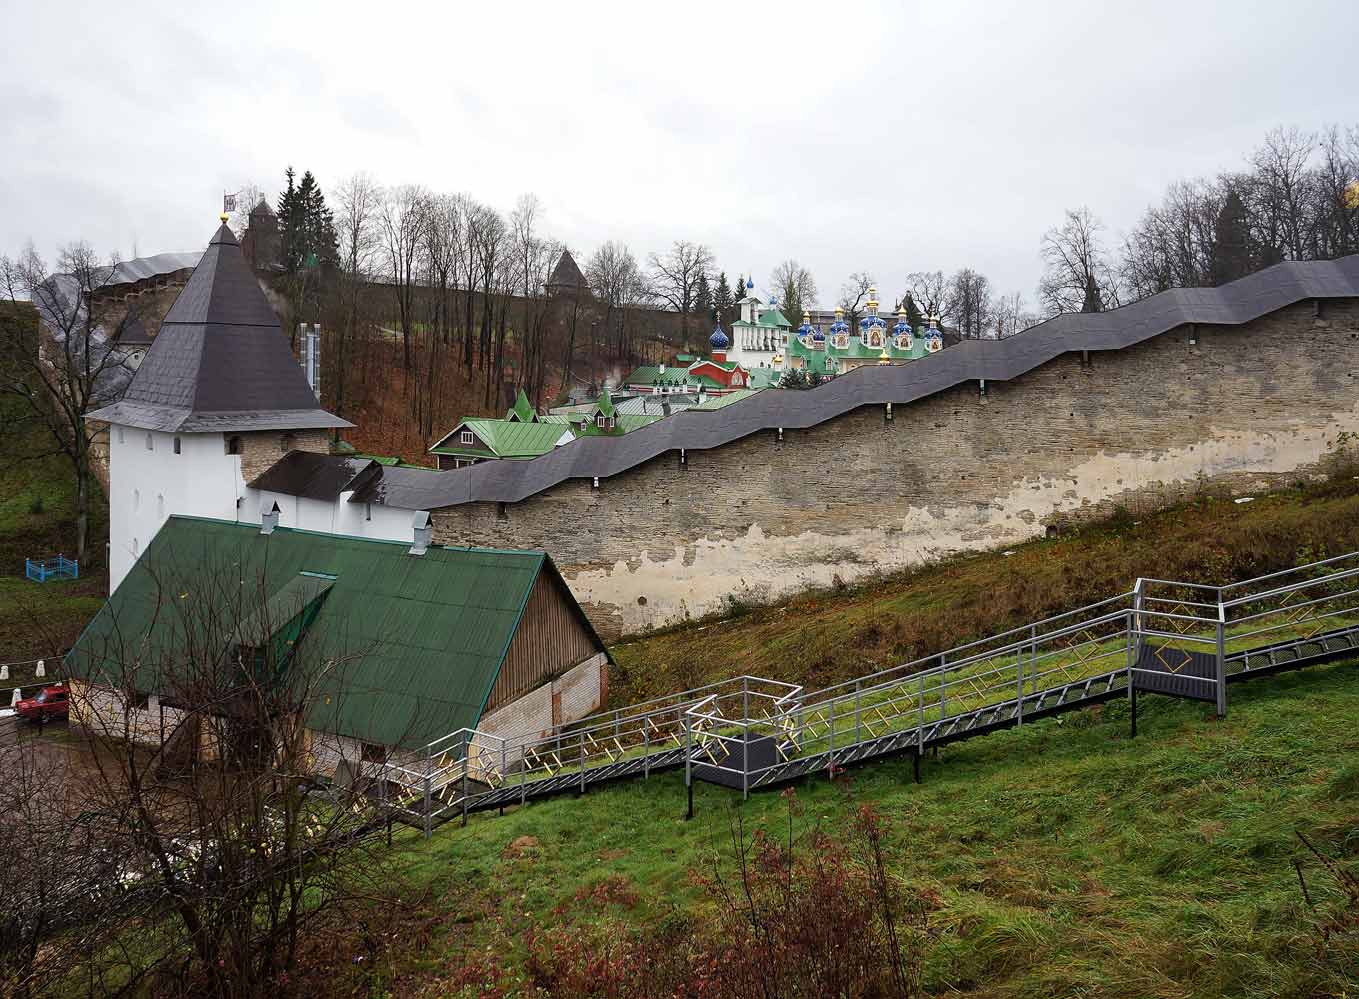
(91, 218, 353, 591)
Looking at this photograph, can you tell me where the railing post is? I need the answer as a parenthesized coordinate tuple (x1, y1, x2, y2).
(1215, 614, 1227, 719)
(1016, 643, 1024, 726)
(683, 713, 693, 820)
(520, 738, 528, 806)
(741, 724, 749, 801)
(742, 676, 749, 720)
(939, 652, 947, 720)
(1130, 581, 1144, 715)
(643, 722, 651, 779)
(827, 696, 835, 774)
(461, 732, 470, 827)
(423, 743, 433, 839)
(917, 671, 925, 754)
(854, 681, 862, 745)
(579, 734, 587, 794)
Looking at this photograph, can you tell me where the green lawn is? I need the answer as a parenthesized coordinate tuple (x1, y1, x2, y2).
(371, 658, 1359, 998)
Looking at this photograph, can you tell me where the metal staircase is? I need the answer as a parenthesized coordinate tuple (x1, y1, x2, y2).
(373, 552, 1359, 835)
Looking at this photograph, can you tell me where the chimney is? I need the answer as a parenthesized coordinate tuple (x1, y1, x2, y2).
(299, 323, 321, 400)
(409, 510, 432, 556)
(260, 501, 280, 535)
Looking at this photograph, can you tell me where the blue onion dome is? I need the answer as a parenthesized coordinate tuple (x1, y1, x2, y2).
(746, 276, 754, 290)
(828, 306, 850, 337)
(709, 322, 730, 351)
(796, 312, 818, 341)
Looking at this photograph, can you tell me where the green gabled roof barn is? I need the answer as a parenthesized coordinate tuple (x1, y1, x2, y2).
(65, 518, 607, 749)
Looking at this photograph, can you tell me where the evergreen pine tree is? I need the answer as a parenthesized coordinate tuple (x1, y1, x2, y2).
(278, 167, 339, 273)
(902, 292, 923, 329)
(277, 166, 302, 273)
(694, 270, 713, 321)
(1081, 272, 1103, 313)
(714, 272, 733, 325)
(1211, 189, 1251, 286)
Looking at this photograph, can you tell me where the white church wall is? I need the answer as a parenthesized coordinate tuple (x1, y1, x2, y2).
(108, 428, 243, 592)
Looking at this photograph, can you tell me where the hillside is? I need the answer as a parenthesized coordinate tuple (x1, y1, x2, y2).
(302, 654, 1359, 998)
(0, 396, 106, 662)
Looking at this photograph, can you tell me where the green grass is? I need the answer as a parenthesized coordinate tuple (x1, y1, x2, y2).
(374, 659, 1359, 997)
(0, 396, 107, 661)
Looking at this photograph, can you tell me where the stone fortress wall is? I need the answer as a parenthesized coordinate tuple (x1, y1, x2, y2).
(430, 301, 1359, 638)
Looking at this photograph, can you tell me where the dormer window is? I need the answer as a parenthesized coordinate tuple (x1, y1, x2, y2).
(460, 429, 474, 445)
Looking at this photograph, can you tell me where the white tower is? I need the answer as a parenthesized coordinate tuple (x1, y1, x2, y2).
(90, 217, 351, 591)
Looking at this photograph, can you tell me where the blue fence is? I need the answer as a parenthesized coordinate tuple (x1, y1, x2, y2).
(25, 555, 79, 583)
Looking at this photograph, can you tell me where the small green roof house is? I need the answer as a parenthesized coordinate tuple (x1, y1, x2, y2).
(64, 517, 610, 772)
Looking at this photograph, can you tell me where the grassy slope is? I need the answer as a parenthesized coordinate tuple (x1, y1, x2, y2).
(609, 476, 1359, 705)
(359, 481, 1359, 997)
(381, 660, 1359, 998)
(0, 395, 106, 663)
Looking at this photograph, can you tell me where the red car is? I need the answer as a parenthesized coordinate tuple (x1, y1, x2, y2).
(14, 684, 69, 722)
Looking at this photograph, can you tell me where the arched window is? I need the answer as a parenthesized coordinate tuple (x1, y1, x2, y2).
(145, 433, 154, 451)
(226, 436, 242, 455)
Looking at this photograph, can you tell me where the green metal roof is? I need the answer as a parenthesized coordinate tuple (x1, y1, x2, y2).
(64, 518, 597, 748)
(595, 386, 615, 418)
(690, 388, 761, 410)
(759, 308, 792, 328)
(505, 389, 538, 423)
(430, 419, 565, 459)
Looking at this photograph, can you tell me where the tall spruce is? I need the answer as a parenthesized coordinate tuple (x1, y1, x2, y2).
(277, 166, 339, 274)
(714, 271, 733, 325)
(1211, 189, 1252, 285)
(694, 269, 713, 319)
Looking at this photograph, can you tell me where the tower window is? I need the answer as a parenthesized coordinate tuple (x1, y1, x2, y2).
(280, 432, 295, 453)
(173, 437, 181, 455)
(133, 489, 140, 512)
(118, 427, 126, 445)
(226, 436, 242, 455)
(145, 433, 153, 451)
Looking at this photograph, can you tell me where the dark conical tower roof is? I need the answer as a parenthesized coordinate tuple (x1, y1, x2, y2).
(90, 222, 351, 433)
(545, 249, 590, 294)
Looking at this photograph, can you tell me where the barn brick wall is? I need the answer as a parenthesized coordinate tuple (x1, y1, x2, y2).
(429, 301, 1359, 638)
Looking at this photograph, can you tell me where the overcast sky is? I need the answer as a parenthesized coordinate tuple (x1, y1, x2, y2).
(3, 0, 1355, 307)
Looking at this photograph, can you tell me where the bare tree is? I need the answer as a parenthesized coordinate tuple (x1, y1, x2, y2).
(379, 184, 429, 372)
(993, 291, 1037, 338)
(226, 183, 267, 237)
(648, 241, 713, 348)
(837, 271, 875, 332)
(945, 267, 995, 338)
(588, 241, 643, 363)
(1248, 126, 1316, 261)
(769, 260, 818, 323)
(1038, 207, 1121, 316)
(331, 173, 381, 430)
(63, 558, 409, 998)
(903, 270, 949, 322)
(1, 244, 134, 564)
